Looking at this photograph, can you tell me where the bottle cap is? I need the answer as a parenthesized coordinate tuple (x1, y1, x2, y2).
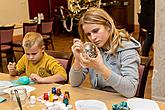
(30, 96, 36, 104)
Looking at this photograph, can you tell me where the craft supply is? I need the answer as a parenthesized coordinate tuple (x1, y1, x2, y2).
(37, 87, 71, 109)
(17, 76, 30, 85)
(14, 90, 22, 110)
(49, 93, 54, 102)
(67, 104, 73, 109)
(30, 96, 36, 105)
(0, 81, 12, 95)
(52, 87, 56, 94)
(112, 101, 129, 110)
(63, 91, 69, 106)
(63, 98, 69, 106)
(43, 93, 49, 101)
(56, 88, 61, 96)
(45, 101, 54, 108)
(84, 42, 98, 58)
(64, 91, 70, 99)
(41, 100, 46, 104)
(53, 95, 58, 101)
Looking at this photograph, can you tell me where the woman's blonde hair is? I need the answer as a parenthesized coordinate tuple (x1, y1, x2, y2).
(78, 7, 130, 55)
(22, 32, 44, 50)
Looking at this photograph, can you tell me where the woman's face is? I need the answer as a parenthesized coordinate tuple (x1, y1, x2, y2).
(82, 24, 110, 48)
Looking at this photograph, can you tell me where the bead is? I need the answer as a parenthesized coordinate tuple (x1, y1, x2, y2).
(56, 88, 61, 96)
(43, 93, 49, 101)
(63, 98, 69, 106)
(64, 91, 70, 99)
(52, 87, 56, 95)
(49, 93, 54, 102)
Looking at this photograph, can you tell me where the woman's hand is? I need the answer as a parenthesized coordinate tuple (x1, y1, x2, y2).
(72, 39, 84, 61)
(80, 47, 111, 79)
(80, 47, 104, 72)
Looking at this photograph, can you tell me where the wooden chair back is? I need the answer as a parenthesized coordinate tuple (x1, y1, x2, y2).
(40, 18, 54, 50)
(136, 56, 152, 98)
(45, 50, 73, 84)
(0, 25, 16, 72)
(23, 22, 38, 37)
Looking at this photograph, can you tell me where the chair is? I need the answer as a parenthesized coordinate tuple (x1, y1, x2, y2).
(45, 50, 73, 84)
(40, 18, 54, 50)
(13, 22, 38, 53)
(138, 27, 147, 45)
(137, 13, 148, 44)
(135, 56, 152, 98)
(0, 25, 16, 72)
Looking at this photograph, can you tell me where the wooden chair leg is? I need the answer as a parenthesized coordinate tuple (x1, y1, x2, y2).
(0, 57, 3, 72)
(50, 38, 54, 50)
(13, 51, 17, 63)
(138, 27, 147, 44)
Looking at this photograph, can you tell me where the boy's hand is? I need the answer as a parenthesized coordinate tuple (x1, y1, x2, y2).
(7, 62, 16, 72)
(7, 62, 16, 71)
(30, 73, 42, 83)
(7, 62, 17, 76)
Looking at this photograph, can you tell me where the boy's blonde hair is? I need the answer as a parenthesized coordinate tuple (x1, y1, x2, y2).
(22, 32, 44, 50)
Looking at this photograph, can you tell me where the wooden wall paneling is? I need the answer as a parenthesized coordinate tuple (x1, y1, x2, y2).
(28, 0, 50, 19)
(28, 0, 68, 34)
(101, 0, 134, 33)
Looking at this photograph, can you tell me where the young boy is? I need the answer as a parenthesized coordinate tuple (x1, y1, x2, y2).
(7, 32, 67, 83)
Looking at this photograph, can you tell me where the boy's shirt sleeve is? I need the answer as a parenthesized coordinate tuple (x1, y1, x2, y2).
(47, 57, 67, 81)
(16, 55, 26, 75)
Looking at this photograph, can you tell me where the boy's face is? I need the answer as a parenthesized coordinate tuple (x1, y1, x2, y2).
(25, 44, 44, 64)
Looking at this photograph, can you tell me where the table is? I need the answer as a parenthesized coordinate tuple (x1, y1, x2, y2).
(0, 73, 165, 110)
(14, 24, 23, 29)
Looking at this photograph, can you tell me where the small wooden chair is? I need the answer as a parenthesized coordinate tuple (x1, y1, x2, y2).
(0, 25, 16, 72)
(40, 18, 54, 50)
(137, 13, 148, 45)
(45, 50, 73, 84)
(135, 56, 152, 98)
(13, 22, 38, 53)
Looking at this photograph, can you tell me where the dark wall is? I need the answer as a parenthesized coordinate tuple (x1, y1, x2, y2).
(101, 0, 134, 33)
(28, 0, 68, 33)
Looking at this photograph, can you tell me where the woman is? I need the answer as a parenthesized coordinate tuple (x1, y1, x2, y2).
(69, 7, 141, 98)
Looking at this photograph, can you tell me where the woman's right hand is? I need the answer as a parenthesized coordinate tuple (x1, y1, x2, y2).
(72, 39, 84, 62)
(71, 39, 84, 70)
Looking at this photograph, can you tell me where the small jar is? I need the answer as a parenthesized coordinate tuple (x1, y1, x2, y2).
(83, 42, 98, 58)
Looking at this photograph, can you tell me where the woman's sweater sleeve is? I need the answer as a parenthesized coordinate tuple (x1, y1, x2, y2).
(69, 67, 87, 87)
(106, 49, 140, 98)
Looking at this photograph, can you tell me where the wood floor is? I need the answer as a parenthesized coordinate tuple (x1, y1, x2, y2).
(0, 26, 153, 99)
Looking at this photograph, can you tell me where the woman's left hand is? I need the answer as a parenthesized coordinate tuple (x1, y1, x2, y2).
(80, 47, 104, 72)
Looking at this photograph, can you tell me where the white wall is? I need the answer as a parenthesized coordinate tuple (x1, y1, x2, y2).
(134, 0, 140, 25)
(152, 0, 165, 102)
(0, 0, 29, 35)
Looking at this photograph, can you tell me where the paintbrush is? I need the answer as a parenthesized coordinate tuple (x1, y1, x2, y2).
(14, 90, 22, 110)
